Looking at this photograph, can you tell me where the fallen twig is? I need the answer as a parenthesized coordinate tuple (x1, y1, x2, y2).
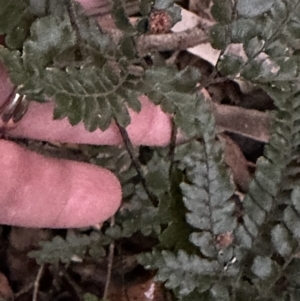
(86, 0, 209, 56)
(32, 265, 44, 301)
(136, 27, 208, 56)
(213, 103, 270, 143)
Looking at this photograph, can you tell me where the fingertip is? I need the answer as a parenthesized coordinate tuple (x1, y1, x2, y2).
(0, 140, 122, 228)
(56, 164, 122, 228)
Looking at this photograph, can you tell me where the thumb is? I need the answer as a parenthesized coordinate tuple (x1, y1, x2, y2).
(0, 139, 121, 228)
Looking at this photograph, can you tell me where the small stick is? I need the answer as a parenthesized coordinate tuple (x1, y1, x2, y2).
(136, 27, 208, 57)
(15, 283, 34, 299)
(32, 264, 45, 301)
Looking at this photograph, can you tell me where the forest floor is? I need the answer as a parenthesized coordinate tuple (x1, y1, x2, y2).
(0, 0, 273, 300)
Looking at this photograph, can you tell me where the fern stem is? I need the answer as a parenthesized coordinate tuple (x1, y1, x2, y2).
(203, 140, 218, 238)
(168, 118, 177, 177)
(65, 0, 86, 58)
(114, 118, 159, 207)
(103, 216, 115, 300)
(264, 246, 300, 296)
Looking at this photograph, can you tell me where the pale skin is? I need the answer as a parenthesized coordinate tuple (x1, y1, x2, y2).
(0, 0, 172, 228)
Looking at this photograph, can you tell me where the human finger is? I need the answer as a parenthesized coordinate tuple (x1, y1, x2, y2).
(0, 66, 123, 229)
(0, 0, 170, 229)
(0, 139, 121, 228)
(0, 63, 172, 146)
(7, 96, 172, 146)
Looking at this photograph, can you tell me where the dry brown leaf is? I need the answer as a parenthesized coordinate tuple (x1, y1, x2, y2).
(108, 277, 165, 301)
(172, 8, 219, 65)
(218, 133, 252, 192)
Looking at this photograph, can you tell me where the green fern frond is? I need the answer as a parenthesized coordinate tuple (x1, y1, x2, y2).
(28, 230, 109, 265)
(0, 1, 143, 131)
(0, 0, 35, 49)
(139, 249, 220, 296)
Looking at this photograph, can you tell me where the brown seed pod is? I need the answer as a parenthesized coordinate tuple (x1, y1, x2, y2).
(148, 10, 172, 34)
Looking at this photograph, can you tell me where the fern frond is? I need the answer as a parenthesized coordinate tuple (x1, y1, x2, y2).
(139, 249, 220, 296)
(28, 230, 109, 265)
(0, 0, 34, 49)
